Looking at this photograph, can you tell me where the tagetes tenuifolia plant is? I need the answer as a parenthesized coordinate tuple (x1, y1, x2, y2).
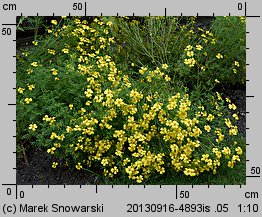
(17, 16, 245, 184)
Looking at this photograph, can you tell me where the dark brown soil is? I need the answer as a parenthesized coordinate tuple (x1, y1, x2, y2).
(16, 148, 102, 185)
(223, 89, 246, 136)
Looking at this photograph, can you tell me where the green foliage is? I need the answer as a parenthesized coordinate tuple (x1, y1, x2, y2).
(17, 16, 45, 40)
(209, 16, 246, 85)
(112, 16, 246, 92)
(16, 16, 245, 184)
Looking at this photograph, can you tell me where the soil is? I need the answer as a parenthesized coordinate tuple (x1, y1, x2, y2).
(16, 88, 246, 185)
(223, 89, 246, 136)
(16, 148, 103, 185)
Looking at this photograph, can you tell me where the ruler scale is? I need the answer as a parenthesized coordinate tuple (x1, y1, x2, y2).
(0, 0, 261, 216)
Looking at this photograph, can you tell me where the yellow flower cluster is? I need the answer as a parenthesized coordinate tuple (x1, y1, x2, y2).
(25, 17, 244, 183)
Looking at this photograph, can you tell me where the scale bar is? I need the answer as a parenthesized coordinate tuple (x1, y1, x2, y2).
(84, 2, 87, 16)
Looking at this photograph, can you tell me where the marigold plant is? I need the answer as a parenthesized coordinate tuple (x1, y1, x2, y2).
(17, 16, 245, 184)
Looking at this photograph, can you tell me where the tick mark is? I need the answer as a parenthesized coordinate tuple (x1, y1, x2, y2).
(246, 15, 261, 18)
(2, 23, 16, 26)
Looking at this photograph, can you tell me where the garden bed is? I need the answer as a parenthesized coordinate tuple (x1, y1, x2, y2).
(16, 16, 246, 185)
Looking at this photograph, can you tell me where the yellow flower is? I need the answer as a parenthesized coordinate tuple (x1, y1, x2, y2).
(196, 45, 203, 50)
(204, 125, 211, 132)
(228, 103, 237, 110)
(139, 66, 147, 75)
(26, 69, 33, 74)
(184, 45, 193, 51)
(224, 118, 232, 128)
(110, 166, 119, 175)
(215, 79, 220, 83)
(62, 48, 69, 53)
(229, 126, 238, 136)
(84, 89, 93, 98)
(31, 62, 38, 67)
(69, 104, 74, 110)
(186, 51, 194, 57)
(61, 16, 67, 19)
(106, 21, 112, 26)
(206, 114, 215, 122)
(225, 97, 231, 103)
(233, 114, 239, 120)
(184, 58, 196, 67)
(233, 68, 237, 74)
(18, 87, 25, 94)
(101, 158, 109, 166)
(136, 175, 143, 183)
(234, 61, 240, 67)
(47, 147, 56, 154)
(51, 20, 58, 25)
(235, 147, 243, 155)
(222, 147, 231, 156)
(52, 162, 58, 168)
(27, 84, 35, 91)
(123, 158, 130, 166)
(75, 162, 83, 170)
(216, 92, 222, 100)
(48, 49, 56, 55)
(115, 98, 124, 107)
(228, 161, 234, 168)
(51, 68, 58, 75)
(32, 41, 38, 46)
(162, 63, 168, 69)
(29, 123, 37, 131)
(24, 98, 32, 104)
(165, 75, 171, 82)
(232, 155, 240, 162)
(216, 53, 223, 59)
